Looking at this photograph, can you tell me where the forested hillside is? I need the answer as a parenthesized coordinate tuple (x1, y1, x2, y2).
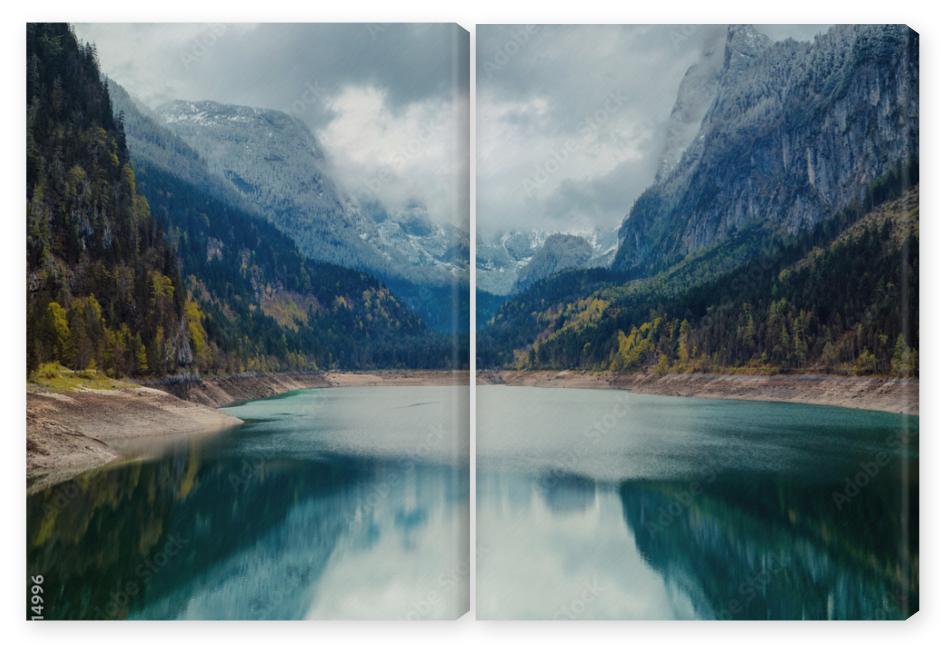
(137, 162, 462, 370)
(27, 23, 195, 376)
(152, 98, 469, 334)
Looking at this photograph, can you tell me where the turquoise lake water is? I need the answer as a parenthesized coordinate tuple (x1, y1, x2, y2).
(27, 386, 468, 620)
(25, 384, 918, 620)
(476, 386, 918, 619)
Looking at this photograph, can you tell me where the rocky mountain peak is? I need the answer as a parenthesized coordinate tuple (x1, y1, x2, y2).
(136, 94, 468, 330)
(513, 233, 594, 293)
(723, 25, 771, 68)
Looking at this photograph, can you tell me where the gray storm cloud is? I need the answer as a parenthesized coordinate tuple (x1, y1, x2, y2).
(73, 23, 469, 225)
(72, 23, 828, 236)
(476, 24, 831, 236)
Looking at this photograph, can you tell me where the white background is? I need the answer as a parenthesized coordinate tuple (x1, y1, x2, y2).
(2, 0, 947, 643)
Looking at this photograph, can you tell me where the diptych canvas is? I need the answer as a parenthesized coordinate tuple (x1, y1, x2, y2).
(26, 23, 918, 620)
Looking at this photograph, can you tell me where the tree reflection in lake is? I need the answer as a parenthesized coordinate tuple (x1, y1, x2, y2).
(477, 386, 917, 619)
(28, 387, 468, 620)
(618, 466, 918, 619)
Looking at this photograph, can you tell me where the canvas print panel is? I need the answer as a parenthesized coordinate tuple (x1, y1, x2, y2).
(26, 22, 469, 620)
(476, 24, 918, 620)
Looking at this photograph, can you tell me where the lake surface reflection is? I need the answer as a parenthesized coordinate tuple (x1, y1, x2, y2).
(27, 386, 468, 620)
(477, 386, 918, 619)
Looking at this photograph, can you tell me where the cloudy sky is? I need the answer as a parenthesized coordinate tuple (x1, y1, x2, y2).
(73, 23, 469, 225)
(73, 24, 831, 238)
(476, 24, 830, 236)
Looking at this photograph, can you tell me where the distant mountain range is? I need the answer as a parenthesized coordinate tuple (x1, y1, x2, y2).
(478, 24, 919, 304)
(29, 23, 919, 378)
(476, 227, 616, 296)
(148, 99, 467, 331)
(155, 99, 468, 280)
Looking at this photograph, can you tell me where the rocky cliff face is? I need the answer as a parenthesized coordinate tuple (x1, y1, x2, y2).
(613, 24, 919, 276)
(108, 82, 261, 218)
(145, 99, 467, 331)
(102, 89, 468, 331)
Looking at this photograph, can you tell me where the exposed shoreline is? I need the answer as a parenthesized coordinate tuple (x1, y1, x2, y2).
(26, 384, 242, 494)
(477, 370, 918, 415)
(27, 367, 915, 493)
(27, 369, 466, 493)
(149, 369, 467, 408)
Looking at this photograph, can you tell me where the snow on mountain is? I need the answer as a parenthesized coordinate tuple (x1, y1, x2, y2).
(477, 227, 617, 295)
(154, 100, 467, 288)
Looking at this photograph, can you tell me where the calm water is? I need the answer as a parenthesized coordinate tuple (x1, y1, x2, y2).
(477, 386, 918, 620)
(27, 386, 468, 620)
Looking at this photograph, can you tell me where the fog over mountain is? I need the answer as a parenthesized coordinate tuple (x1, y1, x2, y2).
(74, 23, 469, 228)
(478, 24, 918, 380)
(476, 24, 830, 237)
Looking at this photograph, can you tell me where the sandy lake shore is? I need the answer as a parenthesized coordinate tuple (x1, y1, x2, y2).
(26, 384, 242, 493)
(478, 370, 918, 416)
(27, 369, 466, 492)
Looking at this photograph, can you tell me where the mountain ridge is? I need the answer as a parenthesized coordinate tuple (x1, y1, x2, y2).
(154, 99, 468, 283)
(27, 24, 194, 376)
(613, 24, 918, 276)
(513, 233, 595, 293)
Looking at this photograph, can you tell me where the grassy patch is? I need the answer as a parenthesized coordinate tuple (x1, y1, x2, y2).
(29, 362, 134, 392)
